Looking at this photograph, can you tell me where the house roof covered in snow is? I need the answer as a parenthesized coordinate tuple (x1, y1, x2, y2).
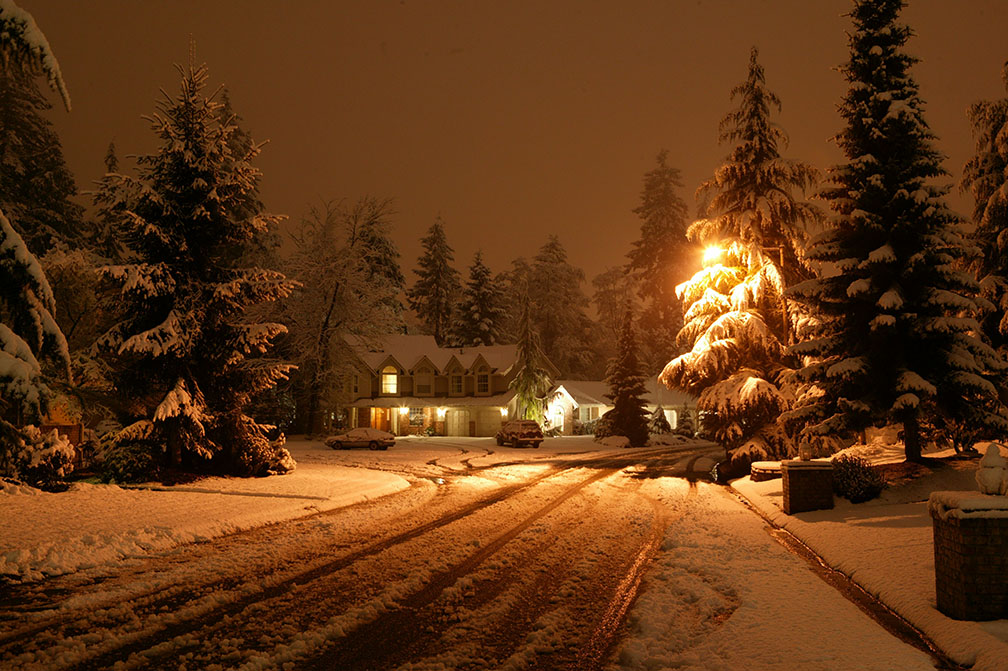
(350, 334, 520, 375)
(553, 379, 695, 409)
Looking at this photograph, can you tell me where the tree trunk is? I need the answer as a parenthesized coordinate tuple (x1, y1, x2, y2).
(903, 413, 923, 462)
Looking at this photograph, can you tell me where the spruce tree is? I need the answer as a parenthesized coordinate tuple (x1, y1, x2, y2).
(626, 150, 692, 372)
(661, 48, 815, 464)
(0, 66, 83, 254)
(509, 294, 551, 423)
(451, 251, 507, 347)
(0, 0, 74, 482)
(787, 0, 1007, 461)
(95, 58, 297, 477)
(963, 62, 1008, 356)
(605, 308, 649, 447)
(647, 406, 672, 436)
(407, 217, 461, 345)
(529, 236, 594, 377)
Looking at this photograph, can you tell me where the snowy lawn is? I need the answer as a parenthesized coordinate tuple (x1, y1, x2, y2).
(732, 444, 1008, 671)
(0, 434, 662, 583)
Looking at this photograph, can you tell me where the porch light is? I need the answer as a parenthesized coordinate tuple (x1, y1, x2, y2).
(500, 407, 508, 417)
(437, 407, 447, 419)
(399, 407, 408, 416)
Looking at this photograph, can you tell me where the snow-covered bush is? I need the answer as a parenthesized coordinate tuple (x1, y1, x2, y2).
(831, 455, 886, 503)
(648, 406, 672, 435)
(676, 408, 695, 437)
(98, 423, 159, 483)
(2, 425, 75, 489)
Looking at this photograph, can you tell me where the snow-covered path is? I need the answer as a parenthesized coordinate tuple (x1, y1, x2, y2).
(0, 439, 935, 670)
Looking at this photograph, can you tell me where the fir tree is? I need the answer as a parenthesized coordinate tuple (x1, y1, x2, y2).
(407, 217, 461, 346)
(648, 405, 672, 435)
(0, 0, 74, 482)
(963, 61, 1008, 357)
(0, 66, 83, 254)
(626, 150, 692, 372)
(605, 308, 649, 447)
(787, 0, 1007, 461)
(95, 58, 297, 477)
(509, 294, 551, 423)
(529, 236, 594, 377)
(661, 48, 816, 464)
(451, 251, 507, 347)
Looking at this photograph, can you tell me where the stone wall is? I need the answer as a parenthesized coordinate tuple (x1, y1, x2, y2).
(781, 462, 834, 514)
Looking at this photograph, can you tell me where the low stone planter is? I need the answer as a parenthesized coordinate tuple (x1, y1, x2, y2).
(781, 460, 833, 514)
(929, 491, 1008, 621)
(750, 461, 782, 482)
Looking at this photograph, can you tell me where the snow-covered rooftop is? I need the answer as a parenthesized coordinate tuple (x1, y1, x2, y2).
(553, 379, 695, 409)
(351, 334, 518, 375)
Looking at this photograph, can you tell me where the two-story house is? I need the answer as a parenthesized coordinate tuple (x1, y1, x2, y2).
(342, 334, 560, 437)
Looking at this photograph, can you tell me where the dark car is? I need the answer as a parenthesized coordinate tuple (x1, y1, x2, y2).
(495, 420, 543, 448)
(325, 427, 395, 450)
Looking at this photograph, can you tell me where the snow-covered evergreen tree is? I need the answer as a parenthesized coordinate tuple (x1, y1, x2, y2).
(529, 236, 594, 377)
(95, 58, 297, 477)
(451, 251, 507, 347)
(963, 62, 1008, 357)
(509, 294, 551, 423)
(648, 405, 672, 436)
(0, 63, 83, 254)
(605, 308, 649, 446)
(407, 217, 461, 346)
(0, 0, 74, 483)
(283, 197, 403, 434)
(661, 48, 817, 464)
(786, 0, 1007, 461)
(626, 150, 692, 372)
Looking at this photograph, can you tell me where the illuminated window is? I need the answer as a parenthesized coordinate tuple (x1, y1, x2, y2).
(450, 374, 463, 395)
(476, 372, 489, 394)
(381, 365, 398, 394)
(409, 407, 424, 426)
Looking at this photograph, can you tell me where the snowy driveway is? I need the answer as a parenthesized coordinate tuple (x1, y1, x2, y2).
(0, 437, 934, 670)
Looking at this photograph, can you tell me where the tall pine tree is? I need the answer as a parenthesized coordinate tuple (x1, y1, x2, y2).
(407, 217, 460, 346)
(509, 294, 551, 423)
(529, 236, 594, 377)
(0, 0, 74, 482)
(605, 308, 649, 447)
(0, 66, 82, 254)
(626, 150, 692, 372)
(963, 61, 1008, 357)
(662, 48, 816, 463)
(95, 58, 297, 477)
(451, 251, 507, 347)
(787, 0, 1007, 461)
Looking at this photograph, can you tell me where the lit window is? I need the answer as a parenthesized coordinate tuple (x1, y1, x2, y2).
(477, 372, 489, 394)
(381, 365, 398, 394)
(451, 374, 463, 395)
(409, 407, 424, 426)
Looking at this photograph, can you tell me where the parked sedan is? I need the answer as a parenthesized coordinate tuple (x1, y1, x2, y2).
(325, 427, 395, 450)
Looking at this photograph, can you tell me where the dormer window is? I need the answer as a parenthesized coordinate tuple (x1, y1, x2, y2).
(476, 371, 489, 394)
(450, 373, 463, 395)
(416, 366, 432, 395)
(381, 365, 398, 394)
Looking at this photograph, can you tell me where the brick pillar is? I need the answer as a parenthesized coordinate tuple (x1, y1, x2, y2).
(781, 461, 834, 514)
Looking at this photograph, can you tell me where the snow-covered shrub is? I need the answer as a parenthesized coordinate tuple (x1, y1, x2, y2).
(2, 425, 75, 489)
(98, 421, 159, 483)
(648, 406, 672, 435)
(675, 409, 695, 437)
(593, 411, 614, 440)
(831, 455, 885, 503)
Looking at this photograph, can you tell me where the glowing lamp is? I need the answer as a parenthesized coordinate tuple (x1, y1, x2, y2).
(702, 245, 724, 267)
(399, 407, 408, 416)
(500, 407, 508, 417)
(436, 407, 447, 419)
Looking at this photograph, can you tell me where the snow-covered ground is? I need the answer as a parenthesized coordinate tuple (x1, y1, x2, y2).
(2, 434, 994, 670)
(0, 435, 662, 582)
(733, 442, 1008, 671)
